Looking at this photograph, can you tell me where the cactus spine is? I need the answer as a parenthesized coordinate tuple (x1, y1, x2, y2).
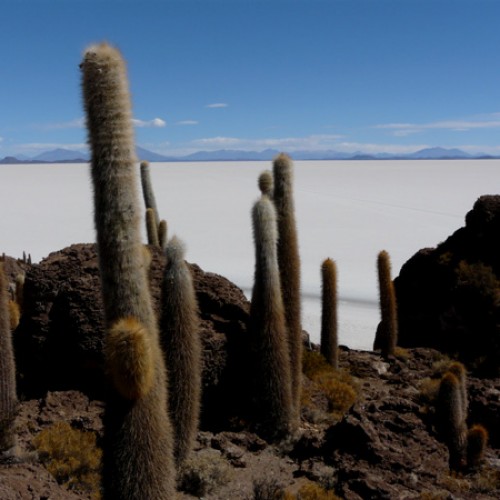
(320, 258, 338, 369)
(437, 372, 467, 471)
(376, 250, 398, 357)
(272, 153, 302, 422)
(81, 42, 175, 499)
(160, 236, 201, 465)
(0, 264, 17, 453)
(250, 195, 293, 439)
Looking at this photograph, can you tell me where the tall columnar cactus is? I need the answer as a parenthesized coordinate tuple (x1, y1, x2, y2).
(320, 258, 338, 369)
(0, 263, 17, 453)
(249, 195, 293, 439)
(272, 153, 302, 422)
(375, 250, 398, 357)
(81, 42, 175, 499)
(140, 160, 160, 227)
(160, 236, 201, 465)
(258, 170, 273, 196)
(145, 208, 160, 247)
(436, 372, 467, 471)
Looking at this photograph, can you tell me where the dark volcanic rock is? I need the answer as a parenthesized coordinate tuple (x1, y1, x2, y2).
(14, 243, 251, 426)
(395, 195, 500, 376)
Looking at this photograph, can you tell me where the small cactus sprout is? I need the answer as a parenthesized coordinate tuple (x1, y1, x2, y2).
(0, 264, 17, 453)
(105, 317, 155, 400)
(140, 160, 160, 227)
(376, 250, 398, 358)
(258, 170, 273, 196)
(81, 42, 175, 498)
(158, 219, 168, 249)
(437, 372, 467, 471)
(467, 424, 488, 469)
(145, 208, 160, 246)
(249, 195, 293, 439)
(160, 236, 202, 465)
(320, 258, 338, 369)
(272, 152, 302, 423)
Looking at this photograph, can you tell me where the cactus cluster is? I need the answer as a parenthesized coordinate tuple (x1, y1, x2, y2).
(140, 160, 167, 248)
(436, 362, 488, 471)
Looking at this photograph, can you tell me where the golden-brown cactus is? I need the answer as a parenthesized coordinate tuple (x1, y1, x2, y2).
(375, 250, 398, 357)
(320, 258, 338, 369)
(436, 372, 467, 471)
(249, 195, 293, 439)
(467, 424, 488, 469)
(272, 153, 302, 423)
(81, 42, 175, 499)
(105, 317, 155, 400)
(160, 236, 202, 465)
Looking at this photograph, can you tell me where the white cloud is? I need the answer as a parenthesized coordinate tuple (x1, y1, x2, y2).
(193, 137, 241, 147)
(376, 116, 500, 136)
(205, 103, 228, 108)
(132, 118, 166, 128)
(190, 134, 345, 152)
(37, 118, 85, 130)
(176, 120, 199, 126)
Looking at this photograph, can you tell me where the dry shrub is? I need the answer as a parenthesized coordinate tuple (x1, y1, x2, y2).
(394, 346, 410, 360)
(252, 477, 292, 499)
(33, 421, 101, 498)
(302, 350, 331, 380)
(314, 372, 356, 415)
(178, 449, 232, 496)
(301, 350, 358, 422)
(296, 482, 341, 499)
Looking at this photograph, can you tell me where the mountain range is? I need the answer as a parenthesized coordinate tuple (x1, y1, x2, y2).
(0, 146, 496, 164)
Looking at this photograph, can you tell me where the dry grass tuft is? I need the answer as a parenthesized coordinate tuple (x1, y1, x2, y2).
(33, 421, 102, 499)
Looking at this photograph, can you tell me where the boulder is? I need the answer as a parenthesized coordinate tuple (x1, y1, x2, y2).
(14, 243, 252, 426)
(395, 195, 500, 376)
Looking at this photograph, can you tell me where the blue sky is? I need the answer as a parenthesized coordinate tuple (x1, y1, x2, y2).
(3, 0, 500, 157)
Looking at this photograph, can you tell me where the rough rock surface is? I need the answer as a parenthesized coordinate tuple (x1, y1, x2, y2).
(14, 243, 252, 426)
(4, 349, 500, 499)
(395, 195, 500, 376)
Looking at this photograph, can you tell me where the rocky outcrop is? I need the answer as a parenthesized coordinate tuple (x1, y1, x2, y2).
(395, 195, 500, 376)
(14, 243, 251, 426)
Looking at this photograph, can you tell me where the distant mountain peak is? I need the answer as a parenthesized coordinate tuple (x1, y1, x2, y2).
(0, 145, 490, 164)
